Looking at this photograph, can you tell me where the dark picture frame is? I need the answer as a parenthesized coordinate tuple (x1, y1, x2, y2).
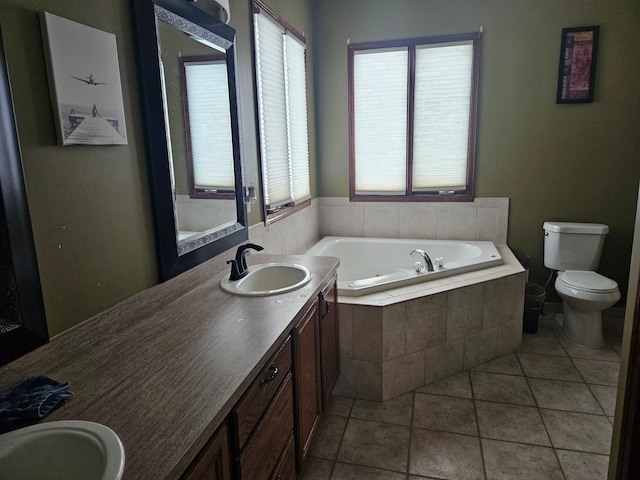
(556, 26, 599, 104)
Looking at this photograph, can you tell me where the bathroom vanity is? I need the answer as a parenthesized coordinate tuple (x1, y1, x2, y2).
(0, 252, 340, 479)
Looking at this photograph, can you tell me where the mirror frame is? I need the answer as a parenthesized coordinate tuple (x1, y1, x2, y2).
(131, 0, 248, 281)
(0, 26, 48, 365)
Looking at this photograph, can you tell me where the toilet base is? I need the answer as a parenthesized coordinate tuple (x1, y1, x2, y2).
(560, 302, 604, 347)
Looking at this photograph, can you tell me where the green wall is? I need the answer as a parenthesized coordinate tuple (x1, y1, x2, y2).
(0, 0, 314, 336)
(1, 0, 638, 336)
(311, 0, 640, 302)
(0, 0, 158, 336)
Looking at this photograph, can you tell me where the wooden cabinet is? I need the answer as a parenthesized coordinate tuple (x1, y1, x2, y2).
(319, 274, 339, 409)
(181, 422, 232, 480)
(292, 300, 322, 469)
(230, 336, 295, 480)
(189, 273, 340, 479)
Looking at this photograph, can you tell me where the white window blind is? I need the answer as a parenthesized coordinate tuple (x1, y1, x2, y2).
(254, 9, 310, 209)
(184, 61, 235, 190)
(350, 35, 478, 198)
(412, 42, 473, 191)
(354, 48, 408, 195)
(284, 34, 311, 204)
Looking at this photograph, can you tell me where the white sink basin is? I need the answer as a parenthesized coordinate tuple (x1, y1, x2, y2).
(220, 263, 312, 296)
(0, 420, 125, 480)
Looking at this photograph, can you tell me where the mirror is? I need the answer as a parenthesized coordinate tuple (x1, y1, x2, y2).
(0, 26, 48, 365)
(132, 0, 247, 281)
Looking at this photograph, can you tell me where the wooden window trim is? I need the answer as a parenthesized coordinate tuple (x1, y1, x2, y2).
(180, 54, 235, 200)
(348, 33, 481, 203)
(251, 0, 311, 224)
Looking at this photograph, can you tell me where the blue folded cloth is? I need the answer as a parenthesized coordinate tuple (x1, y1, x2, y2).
(0, 376, 73, 433)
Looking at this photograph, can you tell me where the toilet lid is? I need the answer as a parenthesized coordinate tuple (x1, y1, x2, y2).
(560, 270, 619, 293)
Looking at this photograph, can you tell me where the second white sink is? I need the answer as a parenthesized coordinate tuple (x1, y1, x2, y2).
(0, 420, 125, 480)
(220, 263, 312, 296)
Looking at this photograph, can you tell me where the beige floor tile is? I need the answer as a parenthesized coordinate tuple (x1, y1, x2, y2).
(528, 378, 603, 414)
(560, 339, 621, 362)
(556, 450, 609, 480)
(299, 457, 334, 480)
(413, 393, 477, 435)
(541, 409, 612, 454)
(308, 414, 348, 460)
(476, 400, 551, 446)
(410, 428, 484, 480)
(350, 392, 413, 426)
(573, 358, 620, 386)
(416, 371, 472, 398)
(324, 395, 354, 417)
(519, 333, 567, 356)
(337, 418, 410, 472)
(589, 384, 618, 416)
(482, 438, 563, 479)
(471, 353, 523, 376)
(518, 353, 582, 381)
(470, 371, 535, 406)
(331, 462, 406, 480)
(537, 313, 562, 337)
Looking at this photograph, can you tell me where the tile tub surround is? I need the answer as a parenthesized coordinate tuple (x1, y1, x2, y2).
(319, 197, 509, 245)
(300, 312, 621, 480)
(334, 245, 525, 401)
(248, 197, 509, 257)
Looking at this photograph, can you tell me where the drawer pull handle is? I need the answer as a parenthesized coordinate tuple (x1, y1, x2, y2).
(322, 299, 330, 318)
(260, 364, 279, 385)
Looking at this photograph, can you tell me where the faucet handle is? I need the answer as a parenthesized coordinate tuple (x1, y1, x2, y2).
(227, 259, 244, 281)
(236, 243, 264, 270)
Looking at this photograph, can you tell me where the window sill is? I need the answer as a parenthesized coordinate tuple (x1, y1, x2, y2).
(349, 193, 474, 202)
(265, 199, 311, 225)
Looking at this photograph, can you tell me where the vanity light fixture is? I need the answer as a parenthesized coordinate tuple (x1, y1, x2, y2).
(187, 0, 230, 24)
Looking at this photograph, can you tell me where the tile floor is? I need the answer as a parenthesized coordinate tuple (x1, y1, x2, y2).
(300, 312, 623, 480)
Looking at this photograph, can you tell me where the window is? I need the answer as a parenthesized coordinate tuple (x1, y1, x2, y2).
(181, 55, 235, 199)
(348, 33, 481, 201)
(252, 0, 311, 219)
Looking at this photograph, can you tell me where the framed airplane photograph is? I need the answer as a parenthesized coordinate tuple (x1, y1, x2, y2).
(41, 12, 128, 145)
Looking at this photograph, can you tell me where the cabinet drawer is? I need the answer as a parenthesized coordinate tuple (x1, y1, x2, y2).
(232, 336, 292, 451)
(238, 372, 294, 480)
(270, 432, 296, 480)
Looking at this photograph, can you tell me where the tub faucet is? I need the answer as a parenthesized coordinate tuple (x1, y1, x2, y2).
(410, 249, 434, 273)
(228, 243, 264, 280)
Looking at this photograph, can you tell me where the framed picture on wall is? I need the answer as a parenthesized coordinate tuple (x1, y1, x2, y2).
(556, 26, 599, 104)
(41, 12, 128, 146)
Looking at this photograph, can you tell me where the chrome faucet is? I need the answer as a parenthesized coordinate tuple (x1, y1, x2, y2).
(410, 249, 434, 272)
(228, 243, 264, 280)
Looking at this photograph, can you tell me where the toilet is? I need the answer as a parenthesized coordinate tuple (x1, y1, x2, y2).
(543, 222, 621, 347)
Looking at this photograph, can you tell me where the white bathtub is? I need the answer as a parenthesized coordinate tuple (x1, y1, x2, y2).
(306, 236, 503, 296)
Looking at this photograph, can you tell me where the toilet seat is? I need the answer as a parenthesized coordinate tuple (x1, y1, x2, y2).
(558, 270, 619, 294)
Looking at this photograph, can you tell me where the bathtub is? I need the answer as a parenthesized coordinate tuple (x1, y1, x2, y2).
(306, 236, 503, 296)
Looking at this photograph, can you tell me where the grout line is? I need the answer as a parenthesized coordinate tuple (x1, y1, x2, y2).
(469, 370, 489, 480)
(407, 390, 415, 477)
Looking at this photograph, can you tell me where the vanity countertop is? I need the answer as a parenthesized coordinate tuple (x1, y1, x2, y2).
(0, 253, 340, 480)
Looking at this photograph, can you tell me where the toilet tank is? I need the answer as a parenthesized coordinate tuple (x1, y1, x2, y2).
(543, 222, 609, 271)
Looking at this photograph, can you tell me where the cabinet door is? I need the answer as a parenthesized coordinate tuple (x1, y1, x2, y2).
(238, 373, 294, 480)
(319, 274, 340, 409)
(181, 422, 231, 480)
(292, 300, 321, 470)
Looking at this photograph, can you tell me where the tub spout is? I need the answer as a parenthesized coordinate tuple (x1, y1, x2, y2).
(410, 249, 434, 272)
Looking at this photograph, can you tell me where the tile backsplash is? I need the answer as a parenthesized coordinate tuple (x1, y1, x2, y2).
(250, 197, 509, 254)
(319, 197, 508, 245)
